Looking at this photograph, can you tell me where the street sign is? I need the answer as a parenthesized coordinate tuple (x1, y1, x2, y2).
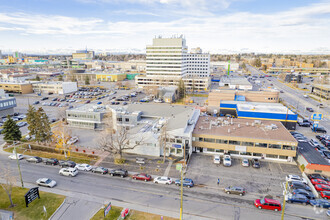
(104, 202, 111, 217)
(24, 187, 40, 207)
(311, 113, 323, 121)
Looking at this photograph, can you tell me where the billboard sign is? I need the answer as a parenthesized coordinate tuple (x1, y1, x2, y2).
(104, 202, 111, 217)
(311, 113, 323, 121)
(24, 187, 40, 207)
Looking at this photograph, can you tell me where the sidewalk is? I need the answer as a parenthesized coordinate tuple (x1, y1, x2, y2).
(49, 197, 101, 220)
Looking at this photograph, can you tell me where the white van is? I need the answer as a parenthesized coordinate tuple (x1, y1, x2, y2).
(213, 155, 221, 164)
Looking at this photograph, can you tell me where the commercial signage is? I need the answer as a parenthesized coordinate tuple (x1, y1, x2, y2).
(104, 202, 112, 217)
(24, 187, 40, 207)
(172, 144, 181, 149)
(235, 146, 247, 152)
(311, 113, 323, 121)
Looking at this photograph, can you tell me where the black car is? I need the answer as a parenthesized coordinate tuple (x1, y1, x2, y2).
(297, 120, 311, 127)
(44, 158, 59, 166)
(26, 156, 42, 163)
(33, 101, 40, 105)
(109, 169, 128, 178)
(292, 189, 316, 200)
(308, 174, 329, 181)
(289, 181, 311, 191)
(306, 107, 314, 112)
(312, 127, 327, 134)
(41, 97, 49, 101)
(252, 158, 260, 168)
(92, 167, 108, 174)
(59, 160, 76, 168)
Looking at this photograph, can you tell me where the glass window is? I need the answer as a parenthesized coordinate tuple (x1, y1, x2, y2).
(125, 118, 129, 122)
(283, 145, 295, 150)
(170, 148, 175, 154)
(204, 138, 215, 143)
(240, 152, 252, 156)
(207, 148, 215, 152)
(176, 149, 182, 154)
(255, 143, 267, 148)
(216, 139, 228, 144)
(279, 155, 288, 160)
(176, 139, 182, 143)
(228, 151, 239, 155)
(253, 153, 262, 156)
(266, 154, 278, 158)
(242, 142, 254, 146)
(170, 138, 175, 143)
(215, 149, 224, 153)
(229, 140, 240, 145)
(269, 144, 281, 149)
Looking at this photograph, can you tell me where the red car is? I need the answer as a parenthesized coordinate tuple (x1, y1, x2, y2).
(254, 198, 282, 211)
(132, 173, 152, 182)
(314, 184, 330, 192)
(320, 191, 330, 199)
(311, 178, 330, 186)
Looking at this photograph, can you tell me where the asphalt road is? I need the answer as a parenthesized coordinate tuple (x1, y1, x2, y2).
(0, 154, 327, 220)
(247, 65, 329, 131)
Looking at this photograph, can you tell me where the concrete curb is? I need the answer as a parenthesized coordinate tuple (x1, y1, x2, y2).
(48, 197, 67, 220)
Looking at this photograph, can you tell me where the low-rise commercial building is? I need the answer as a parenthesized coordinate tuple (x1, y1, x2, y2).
(192, 117, 297, 162)
(66, 104, 106, 129)
(96, 73, 127, 82)
(219, 76, 253, 90)
(32, 82, 78, 94)
(208, 90, 280, 107)
(72, 50, 95, 60)
(0, 81, 33, 94)
(219, 101, 297, 130)
(312, 84, 330, 100)
(0, 90, 17, 117)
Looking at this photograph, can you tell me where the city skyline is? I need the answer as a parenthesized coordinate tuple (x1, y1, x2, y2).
(0, 0, 330, 54)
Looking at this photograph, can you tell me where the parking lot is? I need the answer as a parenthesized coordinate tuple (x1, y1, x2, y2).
(186, 153, 301, 199)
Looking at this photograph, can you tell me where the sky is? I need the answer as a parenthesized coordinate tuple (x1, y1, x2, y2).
(0, 0, 330, 55)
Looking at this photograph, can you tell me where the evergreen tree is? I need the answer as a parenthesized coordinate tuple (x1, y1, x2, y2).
(58, 75, 63, 81)
(178, 79, 186, 99)
(26, 106, 51, 142)
(3, 116, 21, 141)
(26, 105, 37, 137)
(85, 76, 90, 85)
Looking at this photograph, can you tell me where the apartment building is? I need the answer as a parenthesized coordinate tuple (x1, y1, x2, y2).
(312, 84, 330, 100)
(186, 48, 210, 78)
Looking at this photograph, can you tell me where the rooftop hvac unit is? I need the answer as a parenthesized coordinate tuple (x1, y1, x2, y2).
(251, 123, 255, 127)
(228, 129, 230, 133)
(254, 120, 261, 125)
(238, 124, 240, 128)
(246, 122, 249, 126)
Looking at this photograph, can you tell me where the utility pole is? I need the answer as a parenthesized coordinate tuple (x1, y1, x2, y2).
(13, 142, 24, 188)
(180, 142, 186, 220)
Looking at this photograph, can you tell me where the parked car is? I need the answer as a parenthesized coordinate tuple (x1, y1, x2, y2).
(36, 178, 56, 188)
(252, 158, 260, 168)
(174, 178, 194, 188)
(289, 181, 312, 191)
(306, 107, 314, 112)
(91, 167, 108, 174)
(67, 136, 79, 145)
(8, 154, 24, 160)
(223, 154, 231, 167)
(321, 191, 330, 200)
(213, 155, 221, 164)
(33, 101, 40, 105)
(309, 199, 330, 209)
(26, 156, 42, 163)
(75, 163, 92, 171)
(132, 173, 152, 182)
(285, 193, 309, 205)
(97, 102, 102, 105)
(298, 120, 311, 127)
(109, 169, 128, 178)
(59, 167, 78, 177)
(308, 174, 329, 181)
(241, 158, 249, 167)
(309, 139, 320, 147)
(312, 127, 327, 134)
(292, 189, 315, 200)
(254, 198, 282, 211)
(44, 158, 59, 166)
(286, 175, 308, 184)
(224, 186, 246, 196)
(311, 178, 330, 186)
(153, 176, 173, 185)
(59, 160, 76, 168)
(17, 122, 27, 127)
(314, 184, 330, 192)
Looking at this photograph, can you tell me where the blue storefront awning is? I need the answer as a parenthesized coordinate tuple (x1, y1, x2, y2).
(234, 95, 246, 101)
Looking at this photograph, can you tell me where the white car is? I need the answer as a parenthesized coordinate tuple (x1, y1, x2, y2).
(223, 155, 232, 167)
(36, 178, 57, 188)
(59, 167, 78, 177)
(213, 155, 221, 164)
(67, 136, 79, 145)
(8, 154, 24, 160)
(154, 99, 164, 103)
(285, 175, 308, 184)
(153, 176, 173, 185)
(75, 163, 92, 171)
(241, 158, 249, 167)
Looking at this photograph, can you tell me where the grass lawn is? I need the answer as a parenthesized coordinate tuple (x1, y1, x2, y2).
(91, 205, 178, 220)
(4, 145, 98, 165)
(0, 186, 65, 220)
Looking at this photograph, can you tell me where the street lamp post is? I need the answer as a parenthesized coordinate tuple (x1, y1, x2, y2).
(13, 142, 24, 188)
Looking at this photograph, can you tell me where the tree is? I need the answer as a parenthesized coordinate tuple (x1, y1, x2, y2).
(85, 76, 90, 85)
(241, 62, 246, 70)
(262, 65, 268, 71)
(98, 113, 144, 160)
(58, 75, 63, 81)
(52, 121, 72, 158)
(178, 79, 186, 99)
(0, 163, 17, 207)
(253, 58, 262, 67)
(26, 106, 51, 142)
(36, 75, 41, 81)
(3, 116, 21, 141)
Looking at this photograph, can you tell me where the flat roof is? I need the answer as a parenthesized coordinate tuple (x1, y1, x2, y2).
(0, 81, 31, 85)
(193, 116, 297, 144)
(298, 142, 329, 165)
(220, 76, 252, 86)
(221, 101, 295, 115)
(68, 104, 107, 113)
(313, 84, 330, 90)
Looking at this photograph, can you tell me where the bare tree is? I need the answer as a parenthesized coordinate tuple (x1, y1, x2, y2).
(52, 121, 72, 158)
(144, 86, 159, 98)
(0, 163, 17, 207)
(98, 113, 144, 159)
